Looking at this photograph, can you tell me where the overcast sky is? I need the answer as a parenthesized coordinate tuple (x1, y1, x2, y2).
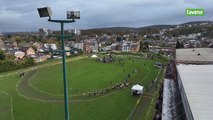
(0, 0, 213, 32)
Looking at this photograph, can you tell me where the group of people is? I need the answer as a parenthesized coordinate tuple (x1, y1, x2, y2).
(96, 55, 115, 63)
(112, 82, 130, 89)
(83, 82, 131, 97)
(153, 83, 163, 120)
(86, 56, 139, 97)
(165, 60, 175, 79)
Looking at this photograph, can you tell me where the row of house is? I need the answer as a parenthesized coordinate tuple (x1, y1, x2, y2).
(0, 38, 57, 62)
(72, 39, 140, 53)
(101, 40, 140, 52)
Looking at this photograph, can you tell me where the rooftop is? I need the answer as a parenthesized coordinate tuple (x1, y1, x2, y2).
(177, 64, 213, 120)
(176, 48, 213, 63)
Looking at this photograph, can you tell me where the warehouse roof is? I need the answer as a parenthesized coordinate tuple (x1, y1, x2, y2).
(176, 48, 213, 63)
(177, 64, 213, 120)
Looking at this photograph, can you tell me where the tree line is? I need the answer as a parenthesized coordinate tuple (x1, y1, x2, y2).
(0, 50, 35, 73)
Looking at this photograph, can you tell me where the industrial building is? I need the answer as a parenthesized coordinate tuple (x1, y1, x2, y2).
(176, 48, 213, 120)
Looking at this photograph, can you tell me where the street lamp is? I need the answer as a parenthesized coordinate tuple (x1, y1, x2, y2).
(37, 7, 80, 120)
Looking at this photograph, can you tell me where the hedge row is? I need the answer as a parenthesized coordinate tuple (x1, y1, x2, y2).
(0, 57, 35, 73)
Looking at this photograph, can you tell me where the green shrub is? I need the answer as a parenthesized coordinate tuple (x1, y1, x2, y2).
(0, 57, 35, 73)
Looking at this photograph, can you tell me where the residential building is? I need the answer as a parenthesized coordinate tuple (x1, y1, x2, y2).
(44, 43, 57, 51)
(65, 47, 71, 56)
(68, 29, 81, 35)
(39, 28, 52, 36)
(83, 42, 93, 54)
(26, 47, 36, 56)
(111, 43, 118, 51)
(184, 40, 201, 48)
(83, 40, 98, 53)
(33, 42, 43, 50)
(74, 43, 84, 51)
(130, 43, 140, 52)
(0, 38, 5, 50)
(118, 41, 131, 52)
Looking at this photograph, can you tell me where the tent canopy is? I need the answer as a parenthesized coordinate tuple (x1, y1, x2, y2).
(91, 54, 98, 58)
(131, 84, 143, 91)
(131, 84, 143, 95)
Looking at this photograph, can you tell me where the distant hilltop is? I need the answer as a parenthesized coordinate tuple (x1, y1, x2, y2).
(86, 20, 213, 31)
(2, 20, 213, 35)
(180, 20, 213, 26)
(81, 20, 213, 35)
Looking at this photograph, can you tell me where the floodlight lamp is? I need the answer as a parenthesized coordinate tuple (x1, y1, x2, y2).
(37, 7, 52, 18)
(67, 11, 80, 19)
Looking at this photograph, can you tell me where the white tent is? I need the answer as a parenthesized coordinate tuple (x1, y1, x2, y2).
(91, 54, 98, 58)
(131, 84, 143, 95)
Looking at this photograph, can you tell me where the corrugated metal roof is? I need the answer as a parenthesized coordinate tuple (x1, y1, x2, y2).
(177, 64, 213, 120)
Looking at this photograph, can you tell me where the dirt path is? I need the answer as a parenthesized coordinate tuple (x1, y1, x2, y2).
(16, 68, 133, 103)
(12, 57, 155, 106)
(128, 66, 166, 120)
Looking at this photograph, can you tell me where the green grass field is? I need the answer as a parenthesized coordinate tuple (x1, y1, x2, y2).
(0, 91, 13, 120)
(30, 58, 133, 96)
(0, 55, 165, 120)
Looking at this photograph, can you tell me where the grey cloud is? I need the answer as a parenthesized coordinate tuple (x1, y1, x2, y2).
(0, 0, 212, 32)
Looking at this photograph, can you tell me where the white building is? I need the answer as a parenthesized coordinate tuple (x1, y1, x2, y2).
(74, 43, 84, 50)
(39, 28, 52, 36)
(91, 41, 99, 53)
(122, 41, 131, 52)
(65, 47, 71, 56)
(44, 44, 57, 50)
(68, 29, 81, 35)
(101, 46, 111, 51)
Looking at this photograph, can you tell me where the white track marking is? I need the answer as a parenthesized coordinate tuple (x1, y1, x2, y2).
(0, 90, 14, 120)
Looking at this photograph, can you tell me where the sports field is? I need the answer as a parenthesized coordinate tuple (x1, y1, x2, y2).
(0, 55, 165, 120)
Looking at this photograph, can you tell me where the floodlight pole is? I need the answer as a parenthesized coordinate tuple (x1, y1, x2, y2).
(48, 18, 75, 120)
(37, 7, 79, 120)
(61, 22, 69, 120)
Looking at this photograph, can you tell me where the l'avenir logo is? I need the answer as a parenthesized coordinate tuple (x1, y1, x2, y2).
(186, 8, 205, 16)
